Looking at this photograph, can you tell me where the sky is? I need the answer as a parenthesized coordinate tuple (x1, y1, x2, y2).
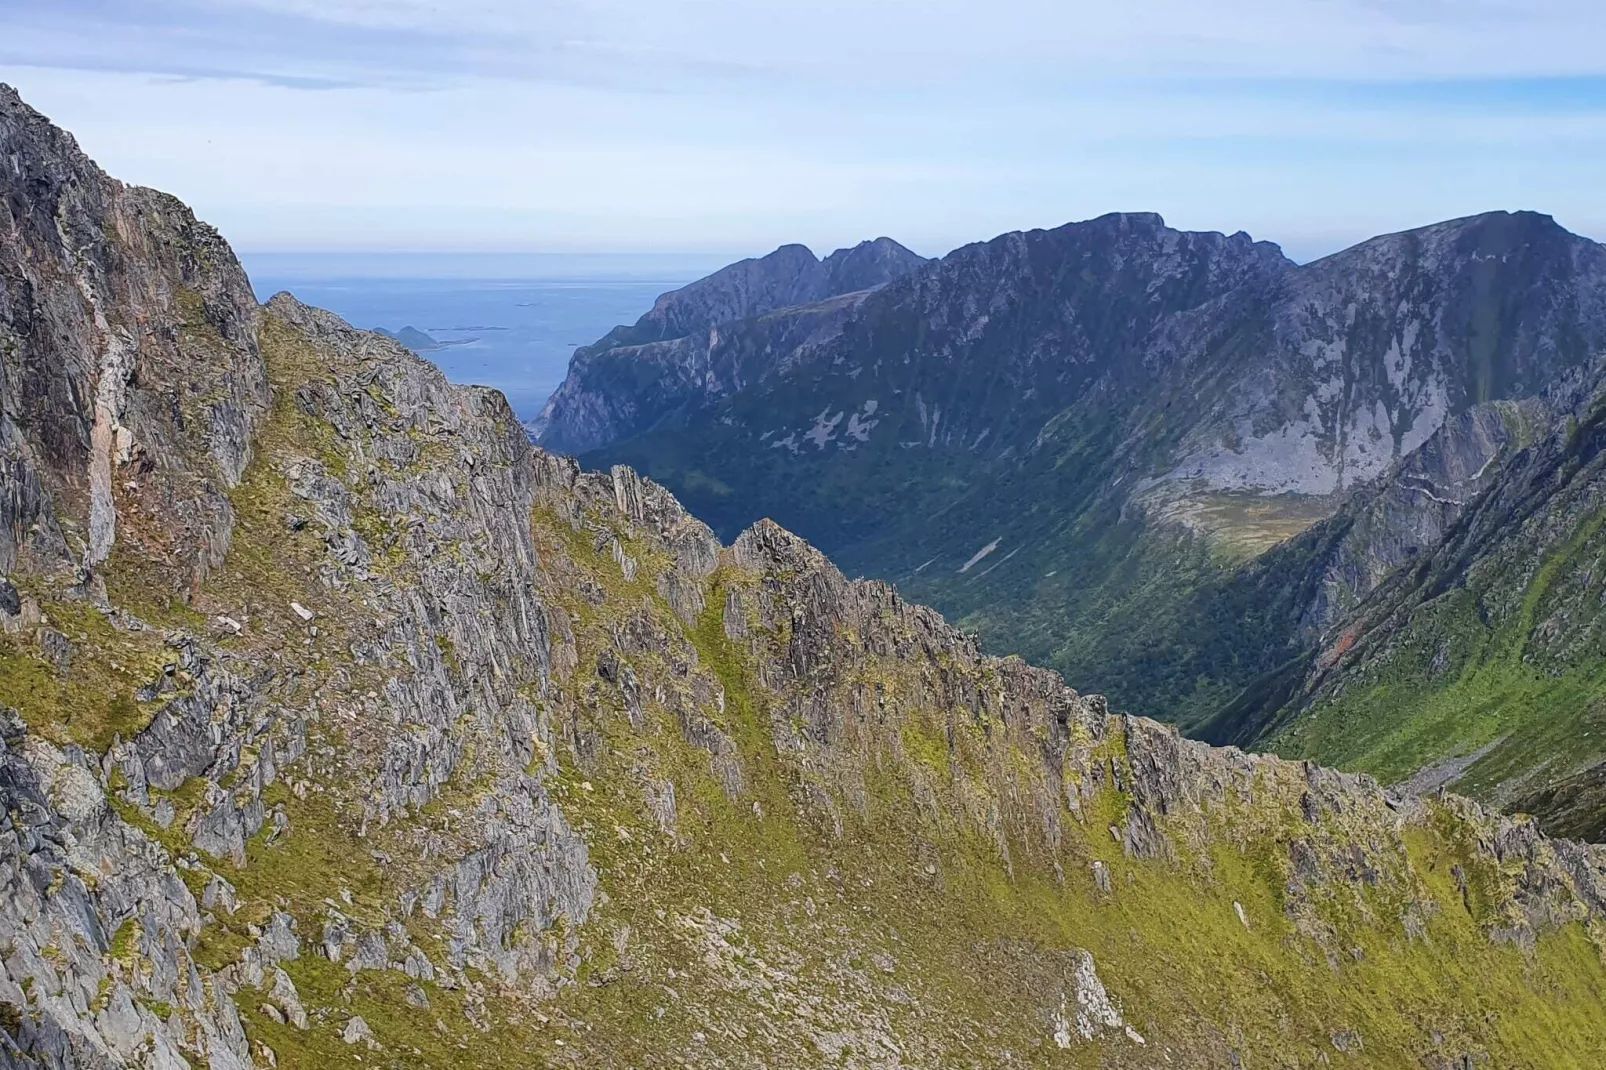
(5, 1, 1606, 262)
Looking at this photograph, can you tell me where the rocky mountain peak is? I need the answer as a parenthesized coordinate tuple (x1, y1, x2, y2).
(531, 234, 929, 453)
(819, 236, 927, 294)
(0, 82, 267, 591)
(598, 236, 925, 354)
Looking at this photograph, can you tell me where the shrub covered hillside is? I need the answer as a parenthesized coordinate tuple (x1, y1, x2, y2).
(3, 84, 1606, 1069)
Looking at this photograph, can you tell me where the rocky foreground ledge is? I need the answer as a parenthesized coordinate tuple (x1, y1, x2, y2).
(1, 83, 1605, 1069)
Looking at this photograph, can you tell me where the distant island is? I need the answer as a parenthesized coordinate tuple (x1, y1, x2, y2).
(374, 325, 474, 353)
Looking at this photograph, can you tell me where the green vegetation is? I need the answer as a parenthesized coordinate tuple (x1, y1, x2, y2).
(1264, 398, 1606, 833)
(22, 299, 1606, 1069)
(501, 492, 1606, 1066)
(0, 593, 175, 750)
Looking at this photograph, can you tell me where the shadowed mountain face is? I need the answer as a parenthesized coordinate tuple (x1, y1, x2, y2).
(8, 82, 1606, 1068)
(530, 237, 928, 453)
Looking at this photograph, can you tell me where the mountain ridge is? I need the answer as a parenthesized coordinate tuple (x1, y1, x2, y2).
(5, 82, 1606, 1068)
(548, 202, 1606, 775)
(530, 235, 928, 452)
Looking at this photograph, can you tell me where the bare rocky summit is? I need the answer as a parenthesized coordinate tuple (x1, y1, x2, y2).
(3, 84, 1606, 1069)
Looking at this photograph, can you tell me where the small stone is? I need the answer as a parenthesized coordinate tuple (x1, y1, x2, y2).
(342, 1015, 377, 1049)
(37, 629, 70, 673)
(1234, 901, 1249, 928)
(270, 968, 309, 1029)
(290, 601, 315, 622)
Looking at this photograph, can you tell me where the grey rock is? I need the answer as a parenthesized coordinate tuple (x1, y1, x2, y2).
(0, 81, 1604, 1070)
(0, 83, 267, 586)
(268, 969, 308, 1030)
(341, 1015, 376, 1048)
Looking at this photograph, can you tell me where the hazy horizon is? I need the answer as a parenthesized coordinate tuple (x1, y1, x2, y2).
(240, 250, 743, 283)
(236, 206, 1590, 278)
(7, 2, 1606, 262)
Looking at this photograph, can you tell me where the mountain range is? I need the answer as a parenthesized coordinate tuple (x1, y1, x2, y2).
(538, 206, 1606, 839)
(5, 81, 1606, 1068)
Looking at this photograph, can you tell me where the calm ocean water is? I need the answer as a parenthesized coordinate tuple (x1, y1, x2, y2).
(244, 253, 725, 422)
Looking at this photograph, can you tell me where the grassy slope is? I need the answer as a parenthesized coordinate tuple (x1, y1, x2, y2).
(517, 508, 1606, 1069)
(15, 313, 1606, 1067)
(1263, 403, 1606, 833)
(602, 372, 1340, 738)
(1270, 505, 1606, 826)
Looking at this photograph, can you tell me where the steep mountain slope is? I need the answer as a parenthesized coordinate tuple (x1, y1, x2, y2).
(531, 237, 926, 453)
(555, 208, 1606, 734)
(1209, 371, 1606, 841)
(565, 213, 1293, 549)
(6, 85, 1606, 1070)
(1049, 394, 1556, 747)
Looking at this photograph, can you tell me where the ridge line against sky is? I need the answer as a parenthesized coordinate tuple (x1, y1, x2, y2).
(5, 0, 1606, 263)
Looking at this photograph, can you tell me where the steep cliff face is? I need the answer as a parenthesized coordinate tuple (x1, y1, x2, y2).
(5, 85, 1606, 1070)
(0, 84, 268, 592)
(1160, 211, 1606, 496)
(576, 213, 1292, 550)
(531, 237, 926, 453)
(1290, 397, 1552, 638)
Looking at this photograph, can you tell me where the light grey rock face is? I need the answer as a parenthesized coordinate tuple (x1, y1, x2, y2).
(1294, 397, 1551, 635)
(0, 280, 608, 1066)
(258, 295, 598, 981)
(555, 208, 1606, 543)
(0, 84, 601, 1067)
(1251, 366, 1606, 809)
(532, 238, 927, 452)
(1163, 211, 1606, 496)
(0, 730, 258, 1070)
(0, 83, 268, 587)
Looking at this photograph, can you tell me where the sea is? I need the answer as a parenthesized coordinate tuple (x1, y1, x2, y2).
(243, 252, 729, 423)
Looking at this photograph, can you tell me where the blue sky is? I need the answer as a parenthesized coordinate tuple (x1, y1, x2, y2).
(5, 0, 1606, 261)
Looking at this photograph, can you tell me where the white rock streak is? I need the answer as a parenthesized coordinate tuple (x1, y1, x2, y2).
(958, 538, 1000, 573)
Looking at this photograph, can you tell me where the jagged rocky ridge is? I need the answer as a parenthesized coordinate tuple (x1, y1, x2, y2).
(546, 200, 1606, 796)
(4, 85, 1606, 1068)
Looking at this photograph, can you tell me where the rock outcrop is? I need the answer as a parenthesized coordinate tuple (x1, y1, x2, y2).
(0, 84, 268, 590)
(1221, 363, 1606, 836)
(2, 83, 1606, 1069)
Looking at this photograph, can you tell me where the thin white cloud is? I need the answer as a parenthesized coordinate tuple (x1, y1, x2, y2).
(5, 2, 1606, 256)
(12, 0, 1606, 88)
